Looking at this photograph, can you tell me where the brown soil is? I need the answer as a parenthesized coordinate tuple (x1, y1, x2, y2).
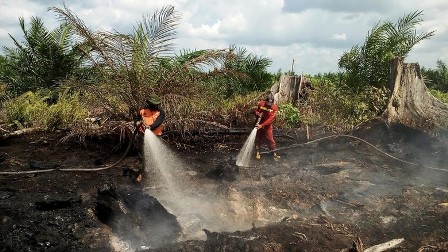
(0, 121, 447, 252)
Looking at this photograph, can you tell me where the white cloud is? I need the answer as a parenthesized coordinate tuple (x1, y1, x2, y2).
(332, 33, 347, 41)
(0, 0, 446, 74)
(184, 22, 223, 38)
(219, 13, 247, 34)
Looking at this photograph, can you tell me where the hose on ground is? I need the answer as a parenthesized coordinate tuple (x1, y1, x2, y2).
(0, 127, 139, 175)
(260, 134, 448, 173)
(2, 131, 447, 175)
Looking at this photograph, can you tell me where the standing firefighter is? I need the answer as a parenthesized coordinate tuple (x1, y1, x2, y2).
(255, 92, 280, 160)
(133, 94, 166, 182)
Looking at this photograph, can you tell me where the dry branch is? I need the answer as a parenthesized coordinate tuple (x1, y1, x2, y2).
(365, 238, 404, 252)
(0, 128, 41, 141)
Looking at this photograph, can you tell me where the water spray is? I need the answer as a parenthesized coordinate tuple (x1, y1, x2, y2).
(235, 114, 263, 167)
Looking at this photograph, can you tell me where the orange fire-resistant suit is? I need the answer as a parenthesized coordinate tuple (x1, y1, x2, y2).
(255, 100, 278, 150)
(138, 108, 165, 135)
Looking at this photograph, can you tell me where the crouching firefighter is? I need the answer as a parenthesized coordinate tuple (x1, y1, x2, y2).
(254, 92, 280, 161)
(133, 94, 166, 182)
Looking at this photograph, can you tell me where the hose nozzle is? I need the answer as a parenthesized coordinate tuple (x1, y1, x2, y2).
(255, 117, 261, 126)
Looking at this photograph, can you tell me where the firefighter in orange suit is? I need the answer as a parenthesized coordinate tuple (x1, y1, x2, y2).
(133, 94, 165, 182)
(255, 92, 280, 160)
(136, 94, 165, 135)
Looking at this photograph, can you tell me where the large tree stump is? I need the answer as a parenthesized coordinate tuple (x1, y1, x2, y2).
(272, 74, 312, 105)
(383, 58, 448, 132)
(273, 74, 299, 105)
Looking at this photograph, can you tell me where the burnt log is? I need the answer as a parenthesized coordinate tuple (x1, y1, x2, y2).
(94, 184, 181, 249)
(0, 127, 41, 141)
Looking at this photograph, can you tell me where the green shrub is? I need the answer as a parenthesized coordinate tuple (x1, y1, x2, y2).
(45, 91, 88, 129)
(3, 91, 47, 128)
(429, 89, 448, 104)
(0, 83, 6, 99)
(3, 90, 88, 130)
(277, 103, 300, 128)
(301, 84, 389, 130)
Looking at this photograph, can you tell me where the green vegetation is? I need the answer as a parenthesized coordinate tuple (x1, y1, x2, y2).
(422, 60, 448, 92)
(1, 16, 82, 96)
(222, 45, 274, 96)
(277, 103, 300, 128)
(299, 77, 389, 130)
(338, 10, 434, 91)
(429, 89, 448, 104)
(422, 59, 448, 105)
(0, 5, 443, 136)
(2, 90, 87, 130)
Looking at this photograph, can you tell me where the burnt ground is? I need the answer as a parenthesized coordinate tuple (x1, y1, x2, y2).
(0, 120, 447, 252)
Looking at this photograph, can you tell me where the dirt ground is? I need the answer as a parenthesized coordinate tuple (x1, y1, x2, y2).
(0, 120, 447, 252)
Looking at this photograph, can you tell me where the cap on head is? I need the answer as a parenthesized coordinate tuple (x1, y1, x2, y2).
(146, 94, 161, 105)
(265, 92, 274, 106)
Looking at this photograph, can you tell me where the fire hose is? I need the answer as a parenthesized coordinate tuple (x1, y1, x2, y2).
(1, 129, 447, 175)
(255, 113, 262, 127)
(0, 127, 139, 175)
(259, 134, 448, 173)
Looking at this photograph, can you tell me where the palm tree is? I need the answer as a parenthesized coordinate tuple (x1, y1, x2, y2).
(338, 10, 434, 91)
(50, 4, 233, 121)
(222, 45, 273, 96)
(422, 60, 448, 92)
(2, 16, 81, 95)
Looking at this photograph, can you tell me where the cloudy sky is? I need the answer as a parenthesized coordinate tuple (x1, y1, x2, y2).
(0, 0, 447, 74)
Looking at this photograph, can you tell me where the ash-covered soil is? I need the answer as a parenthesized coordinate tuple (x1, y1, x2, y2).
(0, 121, 447, 252)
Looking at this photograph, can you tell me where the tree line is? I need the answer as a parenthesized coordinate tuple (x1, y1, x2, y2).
(0, 5, 446, 135)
